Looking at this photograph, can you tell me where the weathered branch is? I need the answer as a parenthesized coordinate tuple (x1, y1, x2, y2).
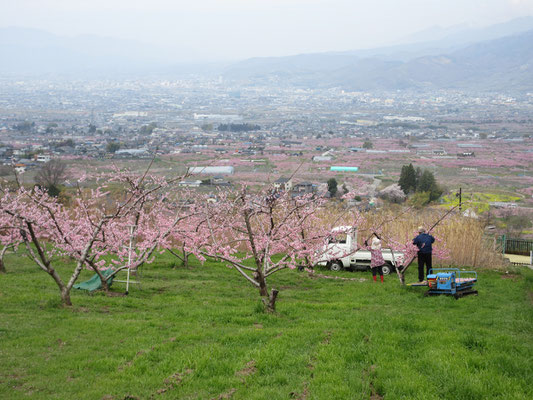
(243, 206, 261, 270)
(200, 251, 257, 272)
(199, 251, 260, 287)
(167, 248, 185, 262)
(66, 219, 106, 291)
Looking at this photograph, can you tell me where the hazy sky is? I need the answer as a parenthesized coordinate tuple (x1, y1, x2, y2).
(1, 0, 533, 60)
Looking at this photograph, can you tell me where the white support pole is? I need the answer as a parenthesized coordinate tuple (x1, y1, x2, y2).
(115, 224, 141, 292)
(126, 224, 134, 294)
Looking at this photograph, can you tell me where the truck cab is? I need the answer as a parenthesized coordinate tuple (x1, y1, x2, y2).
(314, 226, 404, 275)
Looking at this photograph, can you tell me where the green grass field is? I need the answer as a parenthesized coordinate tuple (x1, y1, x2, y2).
(440, 192, 522, 213)
(1, 253, 532, 400)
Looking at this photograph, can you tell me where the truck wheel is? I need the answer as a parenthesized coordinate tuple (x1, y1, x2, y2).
(381, 262, 393, 275)
(330, 261, 343, 272)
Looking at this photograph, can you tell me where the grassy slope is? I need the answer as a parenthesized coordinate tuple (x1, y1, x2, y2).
(0, 253, 532, 400)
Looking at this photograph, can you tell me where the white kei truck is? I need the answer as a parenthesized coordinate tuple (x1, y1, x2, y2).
(313, 226, 404, 275)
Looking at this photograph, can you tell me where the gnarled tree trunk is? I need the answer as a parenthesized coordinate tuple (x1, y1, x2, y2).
(253, 269, 279, 312)
(262, 288, 279, 313)
(254, 269, 268, 296)
(167, 247, 191, 268)
(0, 245, 11, 273)
(90, 265, 110, 292)
(46, 267, 72, 307)
(60, 288, 72, 306)
(182, 248, 189, 268)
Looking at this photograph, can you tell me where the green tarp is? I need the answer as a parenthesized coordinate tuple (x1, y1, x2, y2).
(73, 269, 114, 292)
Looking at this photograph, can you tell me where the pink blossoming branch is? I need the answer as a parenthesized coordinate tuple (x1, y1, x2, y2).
(0, 162, 196, 306)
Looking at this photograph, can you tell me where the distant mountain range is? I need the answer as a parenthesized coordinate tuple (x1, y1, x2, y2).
(329, 30, 533, 91)
(0, 27, 197, 76)
(399, 16, 533, 50)
(224, 21, 533, 92)
(1, 17, 533, 92)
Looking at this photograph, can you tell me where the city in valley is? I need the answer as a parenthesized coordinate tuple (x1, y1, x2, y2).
(1, 77, 532, 235)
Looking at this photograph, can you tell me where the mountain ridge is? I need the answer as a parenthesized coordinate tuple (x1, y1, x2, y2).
(224, 29, 533, 92)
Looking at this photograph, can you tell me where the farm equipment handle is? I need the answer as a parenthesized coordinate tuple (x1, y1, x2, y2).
(428, 268, 477, 279)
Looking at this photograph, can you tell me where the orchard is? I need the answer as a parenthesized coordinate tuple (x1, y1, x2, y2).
(0, 167, 531, 399)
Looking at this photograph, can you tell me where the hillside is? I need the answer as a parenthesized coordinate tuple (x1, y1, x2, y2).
(225, 30, 533, 92)
(1, 253, 532, 399)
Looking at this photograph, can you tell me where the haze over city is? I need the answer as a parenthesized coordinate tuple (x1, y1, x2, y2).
(2, 0, 533, 60)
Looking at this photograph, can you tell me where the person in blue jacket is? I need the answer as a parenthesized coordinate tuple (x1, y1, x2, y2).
(413, 226, 435, 282)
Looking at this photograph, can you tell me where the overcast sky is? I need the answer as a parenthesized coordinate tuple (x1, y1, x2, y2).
(1, 0, 533, 60)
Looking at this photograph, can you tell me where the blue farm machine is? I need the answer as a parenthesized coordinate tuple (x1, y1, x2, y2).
(409, 268, 478, 299)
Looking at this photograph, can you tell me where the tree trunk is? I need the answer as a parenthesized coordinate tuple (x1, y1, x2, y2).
(262, 288, 279, 312)
(46, 266, 73, 307)
(0, 256, 6, 274)
(398, 256, 416, 285)
(256, 270, 268, 297)
(395, 261, 404, 285)
(60, 288, 72, 307)
(255, 270, 277, 311)
(167, 248, 190, 268)
(182, 249, 189, 268)
(92, 267, 110, 292)
(0, 245, 9, 273)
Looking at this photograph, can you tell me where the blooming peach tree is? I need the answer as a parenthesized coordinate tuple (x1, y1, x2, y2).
(0, 184, 110, 305)
(0, 165, 195, 306)
(192, 188, 332, 311)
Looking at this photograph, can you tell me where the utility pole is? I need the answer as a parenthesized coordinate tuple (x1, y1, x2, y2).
(456, 187, 462, 212)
